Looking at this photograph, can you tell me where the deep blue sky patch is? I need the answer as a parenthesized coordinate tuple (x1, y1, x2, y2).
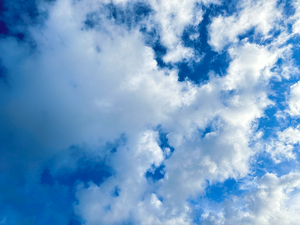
(55, 162, 113, 187)
(146, 164, 165, 182)
(177, 5, 230, 82)
(204, 178, 242, 203)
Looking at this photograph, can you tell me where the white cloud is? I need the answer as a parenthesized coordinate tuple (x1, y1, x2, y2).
(146, 0, 220, 63)
(201, 172, 300, 225)
(209, 0, 282, 52)
(1, 0, 299, 224)
(74, 29, 284, 225)
(266, 126, 300, 162)
(292, 0, 300, 34)
(288, 81, 300, 116)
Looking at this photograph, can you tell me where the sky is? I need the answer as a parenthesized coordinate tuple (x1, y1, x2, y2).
(1, 0, 300, 224)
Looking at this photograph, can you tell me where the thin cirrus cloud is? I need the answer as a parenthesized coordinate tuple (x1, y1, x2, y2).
(1, 0, 300, 224)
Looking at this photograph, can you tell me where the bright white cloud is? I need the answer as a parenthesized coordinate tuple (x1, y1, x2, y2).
(209, 0, 282, 52)
(292, 0, 300, 34)
(202, 173, 300, 225)
(147, 0, 218, 63)
(266, 126, 300, 162)
(288, 81, 300, 116)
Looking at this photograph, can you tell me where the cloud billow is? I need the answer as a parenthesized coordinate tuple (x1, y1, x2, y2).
(1, 0, 300, 224)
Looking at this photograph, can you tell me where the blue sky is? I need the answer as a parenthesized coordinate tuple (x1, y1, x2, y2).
(1, 0, 300, 224)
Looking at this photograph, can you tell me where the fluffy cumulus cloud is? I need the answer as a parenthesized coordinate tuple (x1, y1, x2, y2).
(1, 0, 300, 224)
(201, 173, 300, 225)
(208, 0, 282, 52)
(288, 80, 300, 116)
